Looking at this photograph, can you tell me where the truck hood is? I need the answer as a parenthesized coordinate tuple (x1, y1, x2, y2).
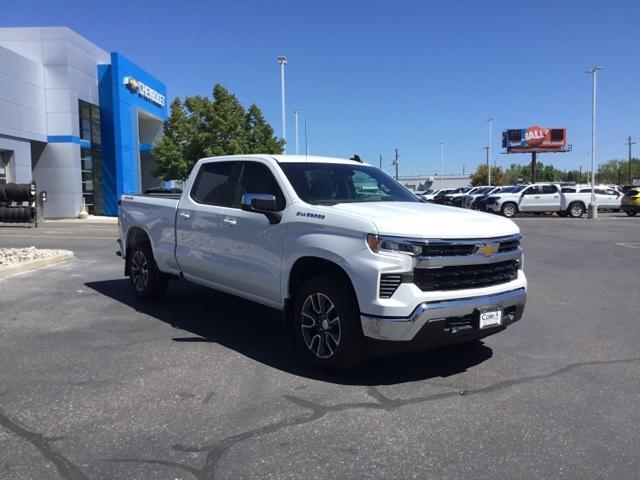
(330, 202, 519, 239)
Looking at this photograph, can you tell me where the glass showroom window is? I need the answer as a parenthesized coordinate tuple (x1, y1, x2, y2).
(0, 150, 11, 185)
(78, 101, 103, 214)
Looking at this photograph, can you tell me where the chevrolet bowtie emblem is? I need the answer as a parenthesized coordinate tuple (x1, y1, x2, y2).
(476, 243, 499, 257)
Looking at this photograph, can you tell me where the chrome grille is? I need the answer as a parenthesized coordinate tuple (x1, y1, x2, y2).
(414, 260, 519, 292)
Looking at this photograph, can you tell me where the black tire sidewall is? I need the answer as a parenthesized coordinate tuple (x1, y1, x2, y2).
(292, 275, 366, 372)
(128, 244, 168, 300)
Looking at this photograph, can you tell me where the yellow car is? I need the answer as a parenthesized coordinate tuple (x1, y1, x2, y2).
(621, 188, 640, 216)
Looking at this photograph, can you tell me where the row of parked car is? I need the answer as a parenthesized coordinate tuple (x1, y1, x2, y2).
(416, 184, 640, 218)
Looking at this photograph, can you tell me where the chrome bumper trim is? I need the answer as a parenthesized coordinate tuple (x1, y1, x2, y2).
(361, 288, 526, 341)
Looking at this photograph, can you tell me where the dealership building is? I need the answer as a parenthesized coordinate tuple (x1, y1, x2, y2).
(0, 27, 167, 217)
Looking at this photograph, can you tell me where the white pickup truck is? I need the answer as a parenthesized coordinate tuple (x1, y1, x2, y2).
(118, 155, 527, 371)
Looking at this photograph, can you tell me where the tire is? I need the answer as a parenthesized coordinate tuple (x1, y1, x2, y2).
(568, 202, 585, 218)
(128, 243, 169, 300)
(501, 202, 518, 218)
(292, 274, 367, 372)
(626, 211, 637, 217)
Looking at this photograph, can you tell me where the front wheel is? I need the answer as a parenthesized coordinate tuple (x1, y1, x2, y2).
(501, 202, 518, 218)
(626, 211, 638, 217)
(128, 244, 169, 300)
(293, 275, 367, 372)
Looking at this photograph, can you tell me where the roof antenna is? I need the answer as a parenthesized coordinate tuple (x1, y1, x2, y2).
(304, 120, 309, 161)
(350, 154, 362, 163)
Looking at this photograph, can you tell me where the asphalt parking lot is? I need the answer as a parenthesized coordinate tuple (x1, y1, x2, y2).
(1, 214, 639, 480)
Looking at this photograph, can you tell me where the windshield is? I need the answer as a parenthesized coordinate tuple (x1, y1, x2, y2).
(508, 185, 527, 193)
(279, 162, 419, 205)
(475, 187, 493, 194)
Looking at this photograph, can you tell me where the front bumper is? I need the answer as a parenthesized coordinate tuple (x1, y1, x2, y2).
(361, 287, 526, 342)
(622, 204, 640, 213)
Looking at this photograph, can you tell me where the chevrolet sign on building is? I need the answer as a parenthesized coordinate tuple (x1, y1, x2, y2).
(124, 76, 166, 107)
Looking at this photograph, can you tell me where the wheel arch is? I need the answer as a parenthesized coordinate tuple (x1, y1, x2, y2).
(124, 226, 153, 276)
(285, 256, 358, 325)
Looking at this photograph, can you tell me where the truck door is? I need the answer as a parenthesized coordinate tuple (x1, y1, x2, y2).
(175, 161, 241, 285)
(539, 184, 561, 211)
(518, 186, 541, 211)
(216, 161, 288, 306)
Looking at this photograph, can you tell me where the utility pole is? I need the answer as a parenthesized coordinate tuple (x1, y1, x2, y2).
(276, 56, 287, 151)
(293, 109, 300, 155)
(586, 66, 604, 218)
(579, 165, 582, 184)
(379, 154, 383, 170)
(626, 135, 635, 185)
(487, 117, 493, 186)
(393, 149, 399, 180)
(439, 142, 444, 175)
(304, 120, 309, 157)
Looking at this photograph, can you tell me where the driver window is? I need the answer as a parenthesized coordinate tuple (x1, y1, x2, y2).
(233, 162, 285, 210)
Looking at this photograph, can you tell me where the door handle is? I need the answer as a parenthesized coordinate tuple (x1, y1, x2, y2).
(179, 211, 191, 219)
(534, 196, 541, 199)
(223, 217, 237, 226)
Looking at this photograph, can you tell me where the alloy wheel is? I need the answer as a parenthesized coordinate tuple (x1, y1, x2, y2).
(130, 250, 149, 292)
(300, 292, 341, 359)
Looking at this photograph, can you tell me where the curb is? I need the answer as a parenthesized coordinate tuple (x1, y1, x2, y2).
(0, 251, 74, 280)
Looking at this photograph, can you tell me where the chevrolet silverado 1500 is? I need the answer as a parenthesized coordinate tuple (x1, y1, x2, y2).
(118, 155, 527, 371)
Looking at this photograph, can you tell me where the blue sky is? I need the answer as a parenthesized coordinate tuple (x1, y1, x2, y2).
(4, 0, 640, 175)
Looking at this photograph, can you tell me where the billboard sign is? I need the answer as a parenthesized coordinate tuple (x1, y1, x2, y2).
(502, 126, 567, 152)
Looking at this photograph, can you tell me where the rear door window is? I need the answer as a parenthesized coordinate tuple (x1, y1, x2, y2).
(191, 161, 238, 206)
(541, 185, 558, 194)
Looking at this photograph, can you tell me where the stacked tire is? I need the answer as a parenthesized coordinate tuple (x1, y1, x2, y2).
(0, 206, 32, 223)
(0, 183, 36, 225)
(0, 183, 32, 202)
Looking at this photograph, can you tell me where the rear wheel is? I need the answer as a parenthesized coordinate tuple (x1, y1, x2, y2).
(128, 244, 169, 300)
(626, 211, 637, 217)
(293, 275, 367, 372)
(568, 202, 585, 218)
(501, 202, 517, 218)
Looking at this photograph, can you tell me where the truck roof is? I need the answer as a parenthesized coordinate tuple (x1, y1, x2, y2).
(197, 154, 369, 166)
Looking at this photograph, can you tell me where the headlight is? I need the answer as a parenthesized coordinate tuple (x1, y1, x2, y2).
(366, 234, 422, 256)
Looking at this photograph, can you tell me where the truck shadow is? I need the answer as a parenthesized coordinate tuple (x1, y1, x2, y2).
(85, 278, 493, 386)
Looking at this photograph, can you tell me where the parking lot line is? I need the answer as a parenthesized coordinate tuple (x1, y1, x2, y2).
(0, 234, 113, 240)
(616, 242, 640, 250)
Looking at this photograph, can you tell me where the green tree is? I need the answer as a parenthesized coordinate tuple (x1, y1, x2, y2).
(471, 164, 506, 186)
(152, 84, 283, 181)
(245, 104, 285, 153)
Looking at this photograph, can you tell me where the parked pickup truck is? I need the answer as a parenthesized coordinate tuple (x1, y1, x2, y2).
(118, 155, 527, 371)
(485, 183, 562, 217)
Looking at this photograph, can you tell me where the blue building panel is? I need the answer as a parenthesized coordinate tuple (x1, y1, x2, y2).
(98, 52, 167, 215)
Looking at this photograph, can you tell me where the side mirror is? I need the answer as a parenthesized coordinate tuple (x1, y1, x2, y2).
(241, 193, 282, 224)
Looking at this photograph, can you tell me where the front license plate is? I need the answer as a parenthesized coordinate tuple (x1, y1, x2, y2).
(479, 310, 502, 329)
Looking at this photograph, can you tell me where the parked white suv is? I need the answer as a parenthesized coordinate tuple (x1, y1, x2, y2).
(485, 183, 562, 217)
(118, 155, 527, 371)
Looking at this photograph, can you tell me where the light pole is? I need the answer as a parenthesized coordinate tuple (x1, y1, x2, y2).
(276, 56, 287, 151)
(586, 66, 604, 218)
(483, 146, 489, 184)
(439, 142, 444, 175)
(487, 117, 493, 186)
(293, 109, 300, 155)
(625, 135, 635, 185)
